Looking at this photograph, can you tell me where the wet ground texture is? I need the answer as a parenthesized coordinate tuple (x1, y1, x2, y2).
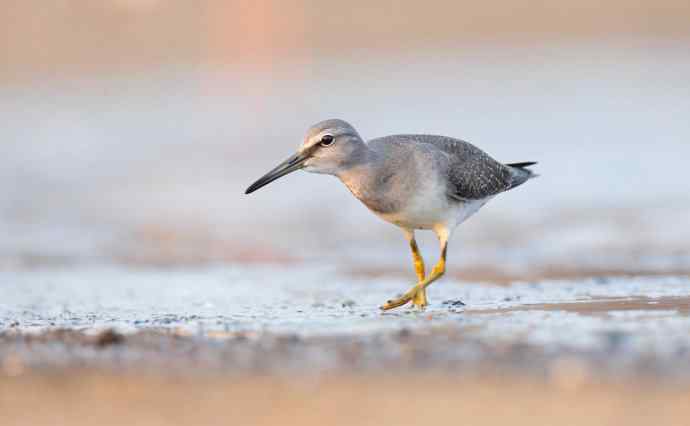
(2, 265, 690, 382)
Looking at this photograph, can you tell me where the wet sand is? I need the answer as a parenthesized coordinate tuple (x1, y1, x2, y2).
(2, 265, 690, 425)
(3, 373, 690, 426)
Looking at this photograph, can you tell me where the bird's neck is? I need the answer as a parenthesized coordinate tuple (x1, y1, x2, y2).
(335, 145, 383, 203)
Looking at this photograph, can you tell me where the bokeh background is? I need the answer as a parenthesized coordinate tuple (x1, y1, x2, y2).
(2, 0, 690, 278)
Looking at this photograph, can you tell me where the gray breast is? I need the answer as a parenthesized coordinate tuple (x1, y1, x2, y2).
(340, 141, 424, 215)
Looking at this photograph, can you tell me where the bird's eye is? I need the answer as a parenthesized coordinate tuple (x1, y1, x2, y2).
(320, 135, 334, 147)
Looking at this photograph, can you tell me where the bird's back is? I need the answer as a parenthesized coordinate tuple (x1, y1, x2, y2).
(367, 134, 535, 202)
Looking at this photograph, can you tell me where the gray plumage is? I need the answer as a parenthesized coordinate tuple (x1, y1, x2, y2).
(332, 132, 536, 225)
(246, 118, 537, 229)
(245, 118, 537, 310)
(368, 134, 533, 202)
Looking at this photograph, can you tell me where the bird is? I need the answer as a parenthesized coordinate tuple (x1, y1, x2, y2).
(245, 119, 537, 311)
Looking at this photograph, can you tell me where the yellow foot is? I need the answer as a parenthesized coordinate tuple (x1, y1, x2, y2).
(411, 287, 428, 309)
(380, 286, 427, 311)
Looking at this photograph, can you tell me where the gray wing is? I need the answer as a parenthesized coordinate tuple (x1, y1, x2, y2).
(371, 134, 517, 201)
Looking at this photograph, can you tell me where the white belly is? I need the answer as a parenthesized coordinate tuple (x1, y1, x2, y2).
(451, 197, 493, 226)
(377, 187, 492, 230)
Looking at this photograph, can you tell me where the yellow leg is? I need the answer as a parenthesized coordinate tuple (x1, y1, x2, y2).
(410, 238, 426, 282)
(409, 237, 428, 308)
(381, 229, 448, 311)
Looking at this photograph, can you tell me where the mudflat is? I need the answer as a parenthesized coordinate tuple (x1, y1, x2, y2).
(2, 373, 690, 426)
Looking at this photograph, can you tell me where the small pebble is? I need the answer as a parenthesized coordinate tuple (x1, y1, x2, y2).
(341, 300, 356, 308)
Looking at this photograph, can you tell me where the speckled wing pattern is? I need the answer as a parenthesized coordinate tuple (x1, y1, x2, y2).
(383, 135, 522, 201)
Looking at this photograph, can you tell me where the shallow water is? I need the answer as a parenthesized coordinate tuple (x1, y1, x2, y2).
(2, 265, 690, 378)
(2, 265, 689, 335)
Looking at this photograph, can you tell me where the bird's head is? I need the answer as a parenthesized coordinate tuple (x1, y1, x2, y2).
(245, 119, 366, 194)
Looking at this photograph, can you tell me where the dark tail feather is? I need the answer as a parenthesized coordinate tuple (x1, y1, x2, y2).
(506, 161, 538, 190)
(506, 161, 538, 168)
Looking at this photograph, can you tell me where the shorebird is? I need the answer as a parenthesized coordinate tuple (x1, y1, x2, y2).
(245, 119, 537, 310)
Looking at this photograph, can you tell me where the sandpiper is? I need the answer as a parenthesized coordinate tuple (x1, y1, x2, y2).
(245, 119, 537, 310)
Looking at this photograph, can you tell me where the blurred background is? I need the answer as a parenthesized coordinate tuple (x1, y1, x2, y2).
(3, 4, 690, 425)
(2, 0, 690, 278)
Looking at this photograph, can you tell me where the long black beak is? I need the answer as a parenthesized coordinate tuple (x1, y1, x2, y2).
(245, 152, 308, 194)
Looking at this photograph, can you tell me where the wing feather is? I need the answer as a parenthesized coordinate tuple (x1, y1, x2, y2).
(371, 135, 513, 200)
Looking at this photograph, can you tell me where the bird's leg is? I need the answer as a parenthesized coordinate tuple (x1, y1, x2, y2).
(410, 237, 426, 281)
(381, 230, 448, 311)
(409, 236, 427, 308)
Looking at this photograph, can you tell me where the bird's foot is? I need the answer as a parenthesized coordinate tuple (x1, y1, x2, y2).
(380, 285, 427, 311)
(411, 286, 428, 309)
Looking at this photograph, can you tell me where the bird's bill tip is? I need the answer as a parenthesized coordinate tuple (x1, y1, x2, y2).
(244, 152, 307, 195)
